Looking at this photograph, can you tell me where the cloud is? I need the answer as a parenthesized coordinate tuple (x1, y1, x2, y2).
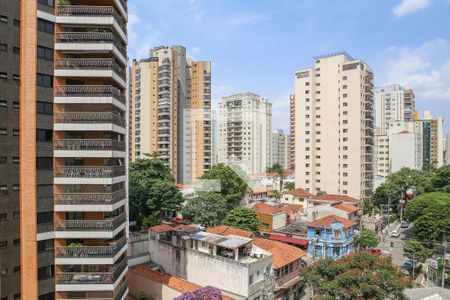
(377, 38, 450, 102)
(393, 0, 431, 17)
(187, 0, 204, 21)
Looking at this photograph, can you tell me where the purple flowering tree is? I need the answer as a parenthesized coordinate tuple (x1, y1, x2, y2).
(174, 286, 223, 300)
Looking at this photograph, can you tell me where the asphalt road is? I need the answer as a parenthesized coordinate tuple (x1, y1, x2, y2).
(378, 223, 414, 266)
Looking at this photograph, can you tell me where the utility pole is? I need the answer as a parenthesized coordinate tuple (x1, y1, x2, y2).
(442, 237, 447, 288)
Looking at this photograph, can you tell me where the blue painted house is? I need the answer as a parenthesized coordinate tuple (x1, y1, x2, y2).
(306, 214, 356, 260)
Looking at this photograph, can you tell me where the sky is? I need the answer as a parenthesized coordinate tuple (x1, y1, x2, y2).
(128, 0, 450, 134)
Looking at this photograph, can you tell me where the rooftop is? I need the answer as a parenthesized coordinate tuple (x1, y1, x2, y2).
(251, 202, 283, 215)
(307, 215, 357, 229)
(283, 188, 314, 198)
(310, 194, 359, 204)
(150, 223, 197, 233)
(275, 221, 308, 236)
(207, 225, 253, 238)
(253, 238, 305, 268)
(189, 232, 252, 250)
(280, 204, 303, 214)
(131, 265, 235, 300)
(331, 202, 360, 213)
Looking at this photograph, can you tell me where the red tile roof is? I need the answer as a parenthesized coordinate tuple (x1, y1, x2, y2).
(150, 223, 197, 233)
(311, 194, 359, 203)
(131, 265, 235, 300)
(253, 238, 306, 268)
(307, 215, 357, 229)
(206, 225, 253, 238)
(283, 188, 314, 198)
(280, 204, 303, 214)
(251, 202, 283, 215)
(331, 202, 360, 213)
(268, 234, 308, 247)
(252, 187, 269, 194)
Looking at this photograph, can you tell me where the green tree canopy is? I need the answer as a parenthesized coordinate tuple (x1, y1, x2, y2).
(267, 163, 287, 191)
(404, 192, 450, 244)
(200, 164, 248, 208)
(181, 193, 228, 227)
(431, 165, 450, 192)
(403, 240, 431, 263)
(355, 229, 379, 250)
(373, 168, 433, 209)
(300, 251, 410, 300)
(223, 207, 259, 232)
(284, 182, 295, 191)
(129, 156, 183, 229)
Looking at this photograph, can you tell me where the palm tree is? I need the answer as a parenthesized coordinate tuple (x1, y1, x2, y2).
(267, 164, 287, 192)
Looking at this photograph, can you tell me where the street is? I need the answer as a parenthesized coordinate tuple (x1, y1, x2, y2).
(378, 222, 413, 266)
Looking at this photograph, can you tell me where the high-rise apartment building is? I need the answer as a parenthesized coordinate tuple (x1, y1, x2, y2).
(218, 93, 272, 174)
(271, 129, 289, 169)
(294, 52, 374, 199)
(1, 0, 129, 299)
(445, 133, 450, 165)
(415, 111, 444, 168)
(129, 46, 212, 183)
(289, 94, 295, 166)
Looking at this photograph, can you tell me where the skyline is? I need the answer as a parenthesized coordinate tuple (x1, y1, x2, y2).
(128, 0, 450, 133)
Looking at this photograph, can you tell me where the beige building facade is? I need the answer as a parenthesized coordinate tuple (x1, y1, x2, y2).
(294, 52, 374, 199)
(129, 46, 212, 183)
(272, 129, 289, 169)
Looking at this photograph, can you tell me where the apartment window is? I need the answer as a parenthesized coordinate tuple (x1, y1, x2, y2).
(37, 18, 54, 34)
(37, 157, 53, 170)
(249, 275, 254, 285)
(343, 181, 348, 186)
(13, 19, 20, 27)
(343, 102, 348, 107)
(0, 100, 6, 108)
(0, 185, 7, 191)
(13, 102, 19, 109)
(12, 157, 19, 164)
(13, 74, 19, 81)
(37, 102, 53, 115)
(343, 137, 348, 142)
(13, 239, 20, 246)
(0, 72, 6, 79)
(0, 15, 7, 23)
(343, 76, 347, 80)
(343, 85, 347, 89)
(343, 146, 348, 150)
(13, 211, 19, 219)
(36, 129, 52, 142)
(12, 129, 19, 136)
(13, 47, 20, 54)
(38, 0, 55, 7)
(12, 185, 19, 191)
(0, 268, 8, 277)
(343, 129, 348, 133)
(343, 164, 348, 168)
(343, 120, 348, 124)
(305, 90, 309, 94)
(343, 190, 348, 195)
(343, 172, 348, 177)
(38, 240, 53, 253)
(0, 240, 7, 248)
(0, 128, 7, 135)
(37, 46, 54, 61)
(0, 213, 7, 221)
(343, 94, 348, 98)
(0, 43, 7, 52)
(305, 82, 310, 86)
(37, 73, 53, 87)
(343, 111, 348, 115)
(38, 265, 54, 281)
(0, 157, 6, 164)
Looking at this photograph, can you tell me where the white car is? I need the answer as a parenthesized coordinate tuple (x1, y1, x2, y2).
(390, 230, 400, 237)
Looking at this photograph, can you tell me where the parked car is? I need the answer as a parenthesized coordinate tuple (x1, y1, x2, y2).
(390, 230, 400, 237)
(402, 259, 421, 273)
(400, 221, 409, 228)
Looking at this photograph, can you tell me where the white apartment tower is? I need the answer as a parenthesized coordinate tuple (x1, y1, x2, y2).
(415, 111, 445, 168)
(294, 52, 374, 199)
(218, 93, 272, 174)
(271, 129, 289, 169)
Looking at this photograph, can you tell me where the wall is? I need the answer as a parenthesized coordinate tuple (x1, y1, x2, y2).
(272, 213, 287, 230)
(127, 270, 182, 300)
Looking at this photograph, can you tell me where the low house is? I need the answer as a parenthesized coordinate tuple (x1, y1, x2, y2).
(148, 224, 274, 300)
(309, 194, 360, 207)
(280, 204, 303, 224)
(270, 221, 309, 250)
(306, 215, 356, 260)
(281, 188, 314, 208)
(206, 225, 255, 238)
(250, 187, 270, 202)
(128, 264, 235, 300)
(207, 225, 306, 300)
(250, 202, 287, 233)
(304, 202, 360, 222)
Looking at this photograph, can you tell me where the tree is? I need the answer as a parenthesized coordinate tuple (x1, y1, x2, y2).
(174, 286, 224, 300)
(200, 164, 248, 208)
(267, 163, 287, 191)
(129, 156, 183, 229)
(373, 168, 433, 210)
(181, 193, 229, 227)
(270, 189, 282, 201)
(223, 207, 259, 232)
(300, 251, 410, 300)
(403, 241, 431, 263)
(284, 182, 295, 191)
(355, 229, 379, 250)
(431, 165, 450, 192)
(404, 192, 450, 244)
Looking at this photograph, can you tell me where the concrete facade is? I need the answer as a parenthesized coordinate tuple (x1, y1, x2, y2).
(415, 111, 444, 168)
(271, 129, 289, 169)
(294, 52, 374, 199)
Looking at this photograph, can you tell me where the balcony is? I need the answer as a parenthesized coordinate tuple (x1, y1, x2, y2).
(56, 6, 127, 42)
(54, 85, 126, 109)
(55, 32, 126, 65)
(55, 139, 126, 151)
(55, 237, 127, 266)
(55, 166, 125, 179)
(54, 112, 126, 131)
(55, 213, 126, 233)
(55, 258, 128, 288)
(54, 189, 126, 213)
(55, 59, 126, 88)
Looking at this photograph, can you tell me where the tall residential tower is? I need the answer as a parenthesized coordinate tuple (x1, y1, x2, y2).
(294, 52, 374, 199)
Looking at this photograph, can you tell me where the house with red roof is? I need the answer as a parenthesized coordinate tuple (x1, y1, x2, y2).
(304, 201, 360, 222)
(306, 215, 357, 260)
(250, 202, 287, 233)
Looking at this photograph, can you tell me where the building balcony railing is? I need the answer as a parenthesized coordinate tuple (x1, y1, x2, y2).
(55, 85, 126, 105)
(54, 213, 126, 232)
(55, 58, 126, 81)
(54, 189, 126, 206)
(56, 5, 127, 34)
(56, 237, 126, 258)
(55, 258, 127, 285)
(54, 112, 126, 127)
(114, 281, 128, 300)
(56, 32, 126, 58)
(54, 139, 126, 152)
(54, 166, 126, 179)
